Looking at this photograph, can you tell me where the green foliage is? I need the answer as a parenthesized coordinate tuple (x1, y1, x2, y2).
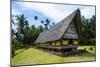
(34, 15, 55, 30)
(11, 14, 43, 57)
(12, 46, 95, 66)
(15, 14, 29, 48)
(14, 14, 41, 46)
(11, 14, 96, 57)
(81, 15, 96, 45)
(40, 18, 50, 30)
(12, 38, 20, 57)
(81, 15, 96, 38)
(11, 14, 56, 57)
(89, 47, 94, 51)
(38, 25, 44, 32)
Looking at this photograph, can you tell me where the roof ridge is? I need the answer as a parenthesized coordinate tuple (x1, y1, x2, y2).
(35, 8, 80, 43)
(40, 9, 79, 33)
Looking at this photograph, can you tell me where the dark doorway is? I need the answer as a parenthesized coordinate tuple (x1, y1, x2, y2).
(69, 39, 73, 44)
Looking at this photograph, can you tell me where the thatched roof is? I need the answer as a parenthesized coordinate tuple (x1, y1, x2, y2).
(35, 9, 82, 43)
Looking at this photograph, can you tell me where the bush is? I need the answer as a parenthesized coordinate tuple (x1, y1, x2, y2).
(80, 39, 95, 45)
(83, 48, 86, 51)
(89, 47, 93, 50)
(63, 49, 88, 57)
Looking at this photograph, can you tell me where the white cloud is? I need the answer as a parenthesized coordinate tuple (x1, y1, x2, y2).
(12, 9, 22, 15)
(13, 2, 95, 23)
(17, 2, 68, 22)
(81, 6, 95, 18)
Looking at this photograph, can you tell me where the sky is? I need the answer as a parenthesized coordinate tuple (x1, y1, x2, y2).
(12, 1, 95, 28)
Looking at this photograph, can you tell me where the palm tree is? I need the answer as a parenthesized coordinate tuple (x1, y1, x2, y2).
(45, 18, 50, 30)
(11, 15, 15, 25)
(34, 16, 38, 20)
(41, 20, 44, 24)
(11, 15, 15, 37)
(38, 25, 44, 32)
(52, 22, 55, 26)
(46, 18, 50, 25)
(44, 23, 48, 30)
(15, 14, 29, 46)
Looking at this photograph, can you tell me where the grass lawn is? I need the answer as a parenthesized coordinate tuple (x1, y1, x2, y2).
(11, 46, 96, 66)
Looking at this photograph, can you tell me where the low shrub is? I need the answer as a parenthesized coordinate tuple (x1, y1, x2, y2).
(89, 47, 93, 50)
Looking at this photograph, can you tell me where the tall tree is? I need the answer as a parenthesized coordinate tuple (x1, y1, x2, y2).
(46, 18, 50, 25)
(41, 20, 44, 24)
(16, 14, 29, 47)
(89, 15, 96, 38)
(11, 15, 15, 25)
(42, 18, 50, 30)
(38, 25, 44, 32)
(81, 15, 96, 45)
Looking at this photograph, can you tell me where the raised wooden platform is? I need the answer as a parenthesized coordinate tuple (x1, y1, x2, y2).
(37, 44, 78, 51)
(36, 44, 79, 56)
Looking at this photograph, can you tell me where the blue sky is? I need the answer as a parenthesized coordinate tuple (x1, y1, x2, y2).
(12, 1, 95, 28)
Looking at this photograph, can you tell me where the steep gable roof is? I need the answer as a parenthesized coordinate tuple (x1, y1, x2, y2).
(35, 9, 82, 43)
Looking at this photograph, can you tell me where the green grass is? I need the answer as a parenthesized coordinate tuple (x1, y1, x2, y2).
(12, 46, 96, 66)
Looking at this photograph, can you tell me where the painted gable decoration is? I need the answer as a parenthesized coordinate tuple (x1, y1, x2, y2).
(63, 22, 78, 39)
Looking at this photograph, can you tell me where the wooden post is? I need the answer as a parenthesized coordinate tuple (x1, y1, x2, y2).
(60, 40, 63, 46)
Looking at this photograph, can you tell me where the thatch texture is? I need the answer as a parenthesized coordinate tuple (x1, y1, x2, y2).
(35, 9, 82, 43)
